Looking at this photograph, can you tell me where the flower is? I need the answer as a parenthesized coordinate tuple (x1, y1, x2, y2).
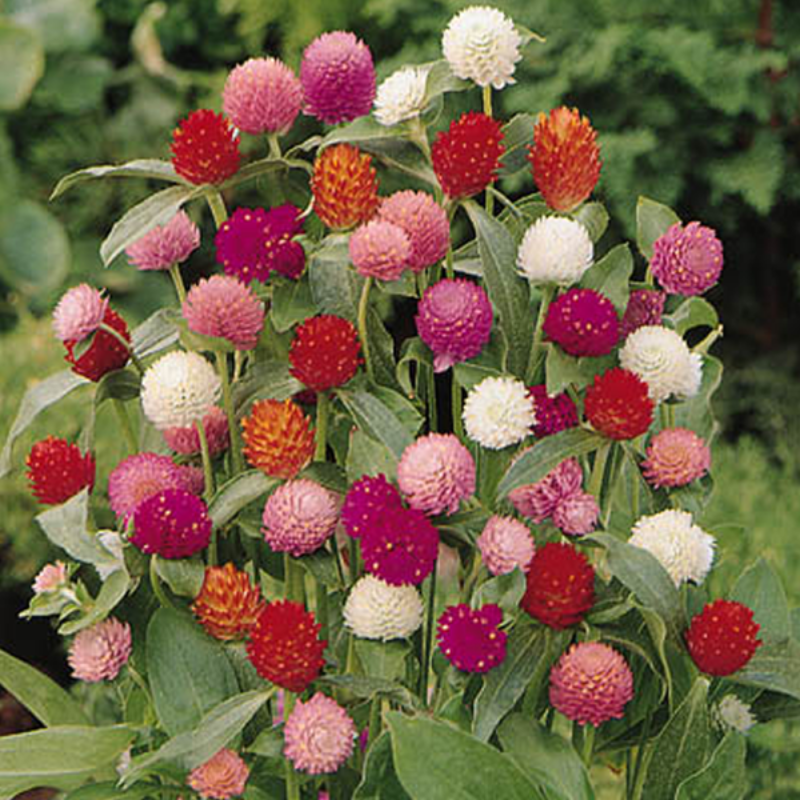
(584, 367, 654, 440)
(163, 406, 230, 457)
(311, 144, 379, 231)
(436, 603, 507, 673)
(527, 385, 579, 438)
(216, 205, 305, 284)
(182, 275, 265, 350)
(223, 57, 302, 135)
(508, 457, 583, 523)
(68, 617, 132, 682)
(642, 427, 711, 488)
(340, 474, 403, 539)
(377, 190, 449, 272)
(170, 109, 240, 185)
(26, 436, 95, 505)
(628, 509, 715, 587)
(289, 315, 361, 391)
(552, 491, 599, 536)
(187, 749, 249, 799)
(246, 601, 326, 692)
(463, 376, 536, 449)
(241, 399, 316, 479)
(685, 599, 762, 677)
(713, 695, 757, 734)
(432, 111, 504, 200)
(521, 542, 595, 629)
(180, 464, 206, 496)
(301, 31, 376, 124)
(549, 642, 634, 727)
(141, 351, 221, 430)
(284, 693, 356, 774)
(529, 107, 602, 212)
(619, 325, 702, 403)
(517, 217, 593, 286)
(374, 66, 428, 126)
(415, 278, 493, 372)
(262, 479, 338, 557)
(52, 284, 107, 342)
(192, 563, 264, 641)
(441, 6, 522, 90)
(108, 452, 193, 521)
(64, 307, 130, 382)
(130, 489, 212, 559)
(650, 221, 724, 296)
(343, 574, 424, 640)
(476, 515, 535, 576)
(349, 219, 411, 281)
(32, 561, 68, 594)
(397, 433, 475, 516)
(620, 289, 666, 340)
(125, 211, 200, 271)
(543, 288, 620, 357)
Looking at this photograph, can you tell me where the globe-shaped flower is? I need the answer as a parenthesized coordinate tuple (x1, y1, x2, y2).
(141, 351, 221, 430)
(416, 279, 493, 372)
(437, 603, 507, 673)
(463, 376, 536, 449)
(527, 385, 579, 438)
(529, 107, 602, 212)
(223, 57, 302, 135)
(685, 599, 762, 677)
(549, 642, 634, 726)
(628, 509, 715, 587)
(713, 695, 757, 734)
(289, 315, 361, 392)
(170, 109, 240, 185)
(284, 693, 356, 774)
(552, 491, 599, 536)
(374, 66, 428, 126)
(442, 6, 522, 89)
(68, 617, 132, 682)
(340, 474, 403, 539)
(26, 436, 95, 505)
(476, 515, 535, 576)
(187, 749, 250, 800)
(301, 31, 376, 124)
(620, 289, 666, 340)
(130, 489, 212, 559)
(125, 211, 200, 271)
(397, 433, 475, 516)
(584, 367, 654, 440)
(642, 427, 711, 488)
(343, 574, 424, 640)
(53, 284, 107, 343)
(517, 217, 593, 286)
(543, 288, 620, 357)
(650, 221, 724, 296)
(108, 452, 193, 521)
(619, 325, 702, 403)
(64, 307, 130, 382)
(32, 561, 68, 594)
(349, 219, 411, 281)
(162, 406, 230, 457)
(192, 563, 264, 641)
(508, 457, 583, 523)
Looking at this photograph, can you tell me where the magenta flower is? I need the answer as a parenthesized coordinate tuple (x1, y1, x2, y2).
(187, 748, 250, 799)
(508, 456, 584, 522)
(125, 211, 200, 271)
(341, 474, 403, 539)
(620, 289, 666, 340)
(552, 491, 599, 536)
(543, 288, 620, 357)
(642, 427, 711, 488)
(52, 284, 108, 343)
(108, 452, 193, 521)
(476, 515, 535, 576)
(437, 603, 507, 673)
(162, 406, 230, 457)
(130, 488, 212, 559)
(650, 221, 724, 296)
(68, 617, 132, 682)
(527, 385, 579, 438)
(349, 219, 411, 281)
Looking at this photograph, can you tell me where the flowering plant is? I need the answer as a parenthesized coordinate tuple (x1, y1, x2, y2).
(1, 6, 799, 799)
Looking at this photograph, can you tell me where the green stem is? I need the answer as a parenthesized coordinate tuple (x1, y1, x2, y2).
(348, 536, 360, 585)
(169, 263, 187, 305)
(420, 556, 439, 706)
(268, 133, 282, 159)
(693, 324, 723, 356)
(195, 418, 215, 502)
(330, 537, 346, 589)
(581, 724, 595, 767)
(425, 364, 438, 433)
(316, 578, 329, 641)
(98, 323, 145, 375)
(483, 85, 494, 215)
(587, 441, 611, 499)
(284, 692, 301, 800)
(285, 553, 306, 605)
(667, 403, 676, 428)
(451, 370, 464, 440)
(527, 285, 555, 383)
(410, 116, 432, 163)
(315, 391, 329, 461)
(358, 276, 374, 381)
(629, 714, 652, 800)
(215, 350, 244, 473)
(522, 627, 552, 715)
(113, 399, 138, 454)
(205, 188, 229, 228)
(366, 694, 381, 752)
(444, 204, 457, 279)
(149, 556, 175, 609)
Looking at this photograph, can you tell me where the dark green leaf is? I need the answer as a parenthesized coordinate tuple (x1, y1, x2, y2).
(498, 114, 534, 178)
(636, 196, 680, 261)
(50, 160, 185, 200)
(674, 355, 723, 442)
(355, 640, 409, 682)
(308, 237, 361, 322)
(209, 471, 278, 529)
(318, 675, 418, 709)
(299, 460, 348, 494)
(336, 386, 414, 459)
(472, 569, 527, 615)
(64, 781, 178, 800)
(95, 370, 140, 405)
(297, 549, 342, 589)
(396, 336, 432, 398)
(731, 558, 791, 643)
(232, 360, 304, 412)
(675, 731, 746, 800)
(353, 731, 413, 800)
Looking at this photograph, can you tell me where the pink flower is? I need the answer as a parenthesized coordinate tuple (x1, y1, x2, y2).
(341, 474, 403, 539)
(162, 406, 230, 457)
(108, 452, 193, 521)
(349, 220, 411, 281)
(642, 427, 711, 488)
(650, 221, 724, 296)
(179, 464, 206, 496)
(552, 491, 599, 536)
(509, 457, 583, 522)
(125, 211, 200, 271)
(52, 284, 108, 343)
(130, 489, 212, 559)
(187, 749, 250, 799)
(543, 288, 619, 357)
(68, 617, 132, 682)
(476, 516, 535, 576)
(620, 289, 666, 339)
(436, 603, 507, 673)
(527, 385, 578, 439)
(32, 561, 68, 594)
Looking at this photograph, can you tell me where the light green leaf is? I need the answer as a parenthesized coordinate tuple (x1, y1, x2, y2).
(572, 202, 609, 243)
(208, 470, 278, 529)
(0, 22, 44, 110)
(64, 781, 176, 800)
(270, 274, 316, 333)
(318, 675, 418, 709)
(423, 59, 470, 101)
(545, 344, 585, 395)
(59, 569, 131, 635)
(232, 360, 304, 412)
(472, 569, 527, 616)
(580, 242, 633, 313)
(130, 308, 179, 359)
(320, 115, 408, 149)
(731, 558, 791, 643)
(50, 160, 186, 200)
(355, 640, 409, 683)
(675, 731, 747, 800)
(308, 237, 361, 323)
(396, 336, 432, 398)
(732, 638, 800, 701)
(498, 114, 534, 178)
(346, 428, 399, 482)
(299, 460, 348, 494)
(665, 297, 719, 337)
(673, 355, 723, 442)
(154, 556, 205, 598)
(636, 196, 680, 261)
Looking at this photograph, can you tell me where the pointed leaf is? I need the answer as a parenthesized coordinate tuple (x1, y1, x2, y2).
(580, 243, 633, 313)
(208, 470, 278, 529)
(355, 640, 409, 683)
(130, 308, 180, 359)
(636, 196, 680, 261)
(270, 274, 315, 333)
(675, 731, 747, 800)
(572, 202, 609, 243)
(58, 569, 131, 635)
(665, 297, 719, 337)
(731, 558, 791, 643)
(732, 637, 800, 701)
(336, 386, 414, 459)
(232, 360, 304, 412)
(354, 731, 412, 800)
(50, 160, 186, 200)
(498, 114, 535, 178)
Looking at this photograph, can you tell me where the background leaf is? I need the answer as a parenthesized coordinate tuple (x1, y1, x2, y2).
(0, 21, 44, 110)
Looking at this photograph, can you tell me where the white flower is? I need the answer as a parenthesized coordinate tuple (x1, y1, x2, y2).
(442, 6, 523, 90)
(343, 575, 424, 640)
(517, 217, 594, 286)
(713, 695, 757, 734)
(463, 376, 536, 449)
(141, 350, 221, 430)
(628, 509, 715, 587)
(374, 66, 428, 126)
(619, 325, 702, 403)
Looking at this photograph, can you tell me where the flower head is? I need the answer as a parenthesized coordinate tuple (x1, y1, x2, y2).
(289, 315, 361, 392)
(192, 563, 264, 641)
(108, 452, 193, 521)
(125, 211, 200, 271)
(53, 284, 107, 343)
(68, 617, 132, 682)
(463, 376, 536, 449)
(442, 6, 522, 89)
(642, 428, 711, 488)
(374, 67, 428, 126)
(241, 399, 315, 479)
(349, 220, 411, 281)
(64, 307, 130, 382)
(223, 57, 302, 135)
(343, 574, 424, 640)
(552, 491, 599, 536)
(476, 515, 535, 576)
(543, 288, 620, 357)
(527, 385, 578, 439)
(432, 112, 504, 200)
(416, 278, 493, 372)
(32, 561, 68, 594)
(130, 489, 212, 559)
(549, 642, 633, 726)
(284, 693, 356, 774)
(437, 603, 507, 673)
(651, 221, 724, 296)
(162, 406, 230, 457)
(584, 367, 654, 440)
(685, 599, 762, 676)
(508, 456, 583, 522)
(170, 109, 240, 185)
(529, 107, 602, 212)
(620, 289, 666, 340)
(340, 474, 403, 539)
(517, 217, 593, 286)
(246, 601, 326, 692)
(713, 695, 757, 734)
(26, 436, 95, 505)
(187, 749, 249, 800)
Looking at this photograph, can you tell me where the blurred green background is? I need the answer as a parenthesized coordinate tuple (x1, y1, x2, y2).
(1, 0, 799, 795)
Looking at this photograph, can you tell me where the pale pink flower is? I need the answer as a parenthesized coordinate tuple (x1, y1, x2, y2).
(187, 749, 249, 799)
(552, 491, 599, 536)
(32, 561, 68, 594)
(68, 617, 132, 682)
(508, 457, 583, 522)
(476, 515, 535, 576)
(52, 284, 108, 342)
(125, 211, 200, 271)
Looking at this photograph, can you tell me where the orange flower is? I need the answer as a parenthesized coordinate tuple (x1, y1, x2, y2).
(241, 399, 315, 479)
(192, 563, 264, 641)
(528, 107, 601, 212)
(311, 144, 379, 230)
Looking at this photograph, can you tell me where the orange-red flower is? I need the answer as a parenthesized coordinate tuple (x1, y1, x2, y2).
(192, 563, 264, 641)
(170, 109, 241, 186)
(289, 315, 361, 392)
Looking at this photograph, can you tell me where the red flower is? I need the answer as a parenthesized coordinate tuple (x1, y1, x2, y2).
(26, 436, 95, 505)
(170, 109, 241, 186)
(432, 112, 504, 200)
(584, 368, 654, 440)
(685, 599, 762, 677)
(289, 315, 362, 392)
(529, 106, 601, 212)
(520, 542, 595, 629)
(246, 601, 327, 693)
(64, 307, 130, 382)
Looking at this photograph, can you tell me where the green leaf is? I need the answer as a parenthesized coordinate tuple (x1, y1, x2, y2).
(353, 731, 412, 800)
(572, 202, 609, 244)
(299, 460, 348, 494)
(396, 336, 432, 398)
(50, 160, 186, 200)
(270, 274, 316, 333)
(64, 782, 176, 800)
(318, 675, 418, 709)
(498, 114, 535, 178)
(219, 156, 297, 191)
(665, 297, 719, 337)
(580, 243, 633, 314)
(95, 370, 140, 405)
(732, 637, 800, 701)
(731, 558, 791, 643)
(0, 21, 44, 110)
(59, 569, 131, 635)
(209, 470, 278, 529)
(232, 360, 304, 412)
(297, 549, 342, 589)
(673, 355, 723, 442)
(346, 428, 399, 482)
(154, 556, 205, 598)
(423, 59, 470, 101)
(636, 196, 680, 261)
(675, 731, 747, 800)
(308, 237, 361, 322)
(545, 344, 585, 395)
(472, 569, 527, 616)
(320, 115, 408, 149)
(336, 386, 414, 459)
(130, 308, 179, 360)
(355, 640, 409, 682)
(146, 608, 240, 736)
